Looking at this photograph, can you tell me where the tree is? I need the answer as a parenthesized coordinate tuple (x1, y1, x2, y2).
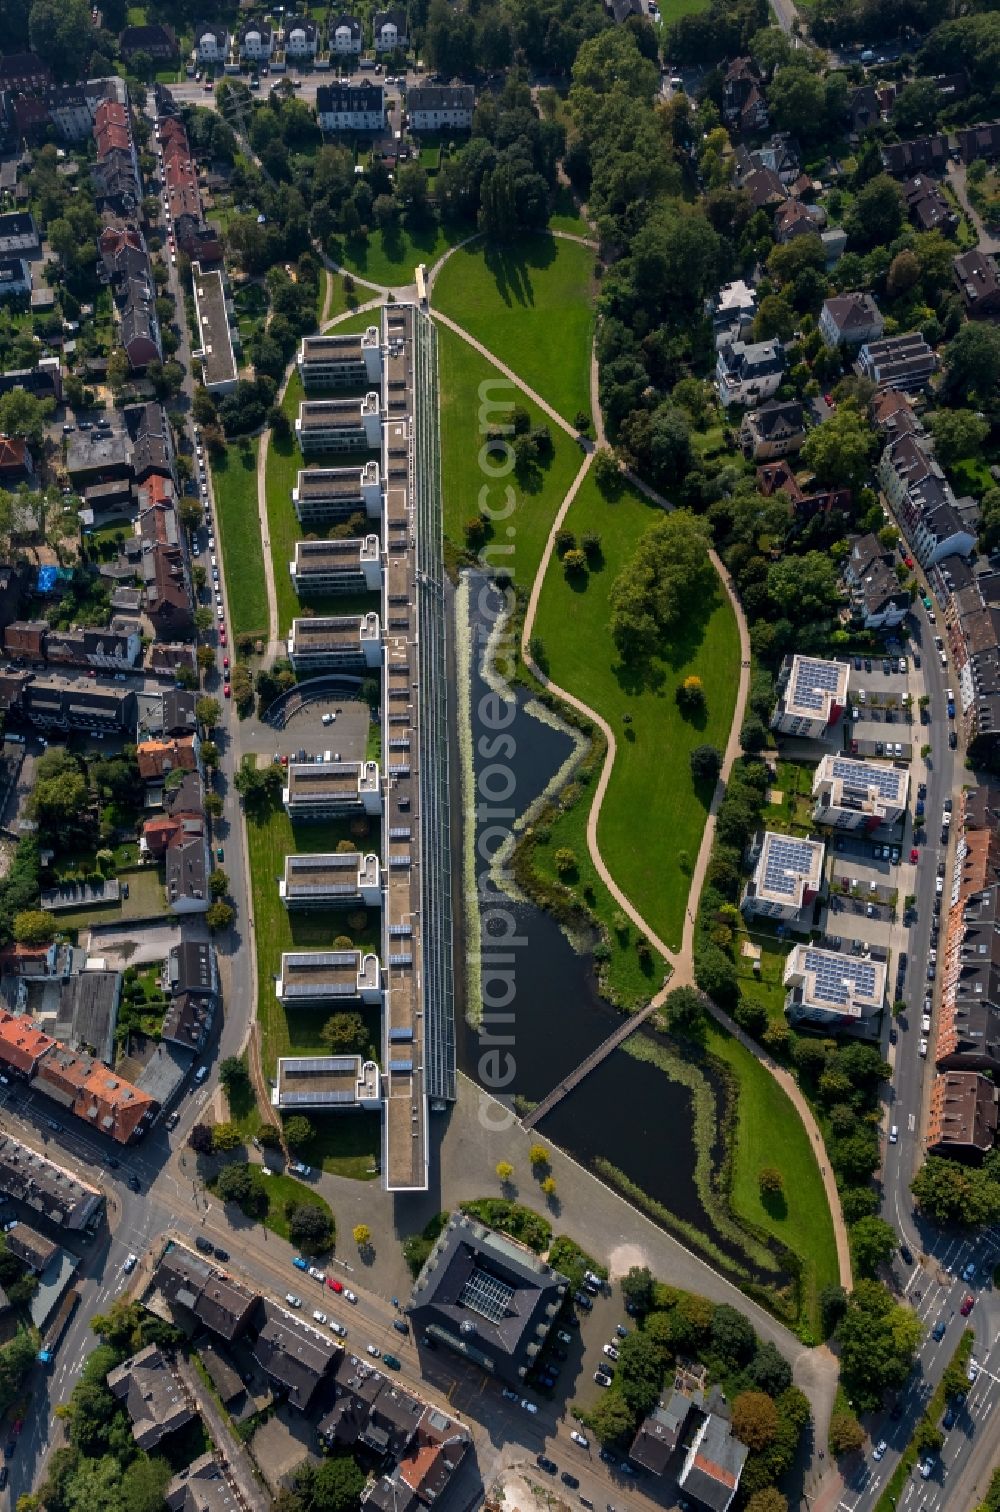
(289, 1202, 334, 1253)
(732, 1391, 779, 1451)
(837, 1279, 923, 1411)
(914, 1419, 944, 1457)
(0, 389, 52, 447)
(216, 1162, 266, 1215)
(767, 551, 840, 622)
(320, 1012, 368, 1054)
(209, 867, 229, 898)
(819, 1283, 847, 1338)
(758, 1167, 783, 1196)
(710, 1304, 756, 1368)
(211, 1121, 242, 1152)
(12, 908, 54, 945)
(257, 1120, 281, 1148)
(690, 744, 722, 784)
(927, 407, 990, 466)
(206, 899, 234, 932)
(748, 1341, 792, 1397)
(663, 986, 706, 1038)
(593, 446, 622, 496)
(621, 1265, 654, 1313)
(106, 346, 130, 394)
(204, 792, 224, 819)
(219, 1056, 249, 1093)
(188, 1123, 213, 1154)
(911, 1156, 1000, 1226)
(200, 741, 219, 768)
(284, 1115, 314, 1149)
(828, 1407, 865, 1456)
(529, 1144, 549, 1169)
(541, 1175, 557, 1196)
(30, 0, 95, 78)
(616, 1329, 667, 1417)
(846, 175, 906, 249)
(676, 675, 706, 715)
(196, 696, 221, 730)
(740, 714, 767, 753)
(588, 1388, 636, 1444)
(800, 405, 877, 489)
(554, 847, 577, 877)
(495, 1160, 514, 1183)
(609, 510, 715, 662)
(353, 1223, 371, 1247)
(695, 945, 739, 1008)
(746, 1494, 788, 1512)
(849, 1215, 898, 1278)
(944, 321, 1000, 401)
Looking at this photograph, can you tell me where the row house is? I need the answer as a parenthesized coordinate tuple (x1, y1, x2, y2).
(0, 1008, 157, 1142)
(957, 122, 1000, 164)
(330, 15, 363, 54)
(236, 18, 273, 64)
(283, 17, 321, 60)
(843, 533, 909, 630)
(0, 52, 51, 92)
(97, 223, 161, 371)
(373, 9, 408, 53)
(4, 616, 142, 671)
(6, 75, 129, 142)
(881, 133, 949, 177)
(158, 114, 222, 264)
(93, 97, 141, 214)
(927, 1071, 998, 1159)
(193, 24, 230, 65)
(879, 431, 978, 568)
(936, 882, 1000, 1081)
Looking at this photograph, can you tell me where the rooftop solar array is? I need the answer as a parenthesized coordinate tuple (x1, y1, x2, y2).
(791, 657, 845, 712)
(461, 1267, 514, 1324)
(802, 947, 879, 1007)
(760, 834, 823, 898)
(828, 755, 904, 798)
(284, 1057, 358, 1075)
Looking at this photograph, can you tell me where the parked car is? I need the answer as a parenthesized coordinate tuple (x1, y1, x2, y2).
(393, 1319, 409, 1334)
(327, 1277, 344, 1293)
(285, 1293, 302, 1308)
(123, 1253, 137, 1273)
(313, 1310, 328, 1325)
(960, 1295, 975, 1317)
(292, 1257, 308, 1271)
(932, 1321, 947, 1342)
(366, 1344, 381, 1358)
(561, 1474, 580, 1490)
(570, 1432, 589, 1448)
(521, 1399, 538, 1414)
(536, 1457, 557, 1474)
(873, 1440, 887, 1461)
(329, 1320, 347, 1336)
(962, 1261, 977, 1282)
(594, 1371, 613, 1388)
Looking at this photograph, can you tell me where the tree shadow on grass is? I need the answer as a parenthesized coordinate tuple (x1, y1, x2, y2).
(482, 232, 558, 308)
(610, 584, 722, 698)
(760, 1187, 789, 1222)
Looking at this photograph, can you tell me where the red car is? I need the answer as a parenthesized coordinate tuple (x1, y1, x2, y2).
(961, 1294, 975, 1317)
(904, 556, 914, 568)
(223, 656, 230, 670)
(326, 1276, 344, 1293)
(223, 682, 231, 698)
(220, 630, 227, 646)
(910, 848, 919, 863)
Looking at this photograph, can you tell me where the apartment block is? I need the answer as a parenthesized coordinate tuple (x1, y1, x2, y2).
(783, 944, 886, 1029)
(857, 332, 937, 391)
(290, 536, 381, 596)
(271, 1055, 381, 1111)
(287, 611, 381, 671)
(770, 654, 849, 739)
(279, 852, 381, 910)
(812, 753, 909, 830)
(297, 328, 381, 390)
(191, 263, 238, 394)
(741, 832, 825, 922)
(276, 949, 382, 1005)
(292, 462, 382, 526)
(283, 758, 382, 818)
(927, 1071, 998, 1158)
(296, 394, 381, 454)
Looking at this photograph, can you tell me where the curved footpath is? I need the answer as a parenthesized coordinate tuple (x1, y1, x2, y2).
(429, 303, 852, 1293)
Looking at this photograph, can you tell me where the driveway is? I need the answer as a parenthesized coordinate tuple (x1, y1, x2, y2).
(946, 161, 1000, 254)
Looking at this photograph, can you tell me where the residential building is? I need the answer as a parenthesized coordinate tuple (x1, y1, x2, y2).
(926, 1071, 998, 1158)
(290, 536, 381, 597)
(903, 174, 958, 235)
(846, 84, 883, 134)
(721, 56, 767, 133)
(296, 394, 381, 454)
(629, 1392, 701, 1474)
(818, 292, 884, 349)
(0, 258, 30, 299)
(756, 460, 851, 522)
(911, 496, 977, 569)
(6, 1223, 58, 1273)
(0, 1132, 103, 1230)
(120, 23, 178, 60)
(872, 387, 923, 444)
(165, 1453, 239, 1512)
(271, 1055, 381, 1111)
(0, 212, 39, 258)
(407, 1214, 569, 1384)
(126, 401, 176, 484)
(783, 943, 886, 1029)
(237, 18, 273, 61)
(297, 328, 382, 390)
(44, 617, 142, 671)
(137, 736, 198, 783)
(770, 654, 850, 740)
(0, 357, 60, 400)
(677, 1414, 748, 1512)
(0, 436, 34, 481)
(282, 17, 320, 58)
(167, 941, 218, 1000)
(193, 25, 229, 64)
(152, 1241, 258, 1340)
(283, 758, 382, 818)
(857, 332, 937, 392)
(316, 83, 385, 132)
(878, 431, 938, 510)
(0, 1019, 160, 1142)
(811, 753, 909, 830)
(710, 280, 757, 349)
(166, 830, 211, 914)
(742, 166, 787, 211)
(292, 462, 381, 526)
(733, 134, 801, 186)
(739, 399, 804, 460)
(0, 52, 51, 91)
(107, 1346, 195, 1449)
(279, 852, 381, 910)
(741, 832, 825, 922)
(774, 197, 825, 242)
(276, 949, 382, 1006)
(407, 85, 475, 131)
(191, 263, 238, 394)
(287, 611, 382, 671)
(715, 338, 784, 408)
(848, 560, 909, 629)
(373, 9, 408, 52)
(329, 14, 363, 54)
(957, 122, 1000, 163)
(0, 672, 136, 735)
(881, 134, 949, 176)
(251, 1298, 341, 1410)
(954, 248, 1000, 320)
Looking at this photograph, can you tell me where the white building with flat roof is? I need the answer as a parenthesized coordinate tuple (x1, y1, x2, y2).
(292, 461, 381, 526)
(271, 1055, 381, 1110)
(742, 832, 825, 922)
(297, 328, 381, 390)
(812, 753, 909, 830)
(296, 394, 381, 454)
(276, 949, 382, 1005)
(191, 263, 237, 393)
(784, 943, 886, 1028)
(771, 654, 850, 740)
(290, 536, 381, 596)
(283, 758, 381, 818)
(287, 611, 381, 671)
(279, 852, 381, 910)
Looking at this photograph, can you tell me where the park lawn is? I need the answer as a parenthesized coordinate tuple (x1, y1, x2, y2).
(433, 232, 596, 427)
(211, 439, 269, 639)
(437, 322, 583, 588)
(706, 1019, 840, 1336)
(549, 185, 591, 236)
(336, 219, 465, 286)
(290, 1113, 381, 1181)
(533, 471, 740, 952)
(656, 0, 712, 16)
(257, 1172, 337, 1244)
(244, 796, 382, 1080)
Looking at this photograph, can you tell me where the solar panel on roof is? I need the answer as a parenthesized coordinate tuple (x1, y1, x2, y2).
(829, 755, 904, 799)
(761, 835, 822, 898)
(802, 947, 879, 1007)
(461, 1267, 514, 1324)
(791, 658, 845, 712)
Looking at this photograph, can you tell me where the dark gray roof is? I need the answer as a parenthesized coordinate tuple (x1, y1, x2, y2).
(746, 399, 802, 440)
(166, 833, 209, 907)
(251, 1298, 341, 1410)
(6, 1221, 58, 1273)
(0, 1132, 103, 1230)
(152, 1242, 259, 1340)
(317, 83, 383, 113)
(168, 940, 217, 998)
(408, 85, 475, 112)
(679, 1414, 747, 1512)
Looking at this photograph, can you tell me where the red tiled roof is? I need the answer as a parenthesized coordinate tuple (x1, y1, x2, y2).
(0, 1008, 56, 1075)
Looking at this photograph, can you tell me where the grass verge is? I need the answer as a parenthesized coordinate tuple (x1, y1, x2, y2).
(533, 471, 740, 951)
(437, 321, 583, 588)
(211, 438, 268, 639)
(433, 231, 596, 427)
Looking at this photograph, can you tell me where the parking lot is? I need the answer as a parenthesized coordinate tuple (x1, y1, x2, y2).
(242, 699, 372, 766)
